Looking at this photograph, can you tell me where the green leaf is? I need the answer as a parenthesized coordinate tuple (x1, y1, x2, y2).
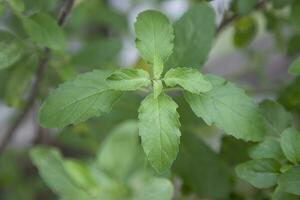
(133, 178, 174, 200)
(22, 13, 66, 50)
(166, 3, 215, 69)
(249, 138, 284, 161)
(289, 57, 300, 75)
(278, 166, 300, 195)
(280, 128, 300, 164)
(153, 80, 163, 98)
(97, 121, 143, 179)
(30, 147, 91, 200)
(134, 10, 174, 78)
(235, 159, 281, 189)
(238, 0, 257, 15)
(0, 31, 24, 70)
(272, 186, 300, 200)
(233, 16, 257, 48)
(290, 1, 300, 31)
(271, 0, 293, 9)
(39, 70, 122, 128)
(7, 0, 25, 13)
(173, 133, 231, 199)
(184, 75, 265, 142)
(107, 68, 151, 91)
(259, 100, 293, 136)
(138, 93, 181, 173)
(164, 67, 212, 94)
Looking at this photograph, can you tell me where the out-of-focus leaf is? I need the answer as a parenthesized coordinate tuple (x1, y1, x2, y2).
(259, 100, 292, 136)
(133, 178, 174, 200)
(287, 34, 300, 56)
(220, 136, 252, 167)
(238, 0, 256, 15)
(278, 166, 300, 195)
(166, 3, 215, 69)
(7, 0, 25, 13)
(290, 1, 300, 31)
(97, 121, 143, 179)
(279, 77, 300, 114)
(280, 128, 300, 164)
(233, 16, 257, 48)
(173, 133, 231, 199)
(0, 30, 24, 70)
(72, 39, 122, 69)
(4, 54, 37, 107)
(30, 147, 92, 199)
(289, 57, 300, 75)
(249, 138, 284, 161)
(271, 0, 293, 9)
(22, 13, 66, 50)
(272, 186, 300, 200)
(235, 158, 281, 189)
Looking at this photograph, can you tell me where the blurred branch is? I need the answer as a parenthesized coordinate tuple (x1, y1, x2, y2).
(0, 0, 75, 153)
(217, 0, 267, 34)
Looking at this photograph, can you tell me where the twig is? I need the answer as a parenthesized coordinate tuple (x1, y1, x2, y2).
(217, 0, 267, 34)
(0, 0, 75, 153)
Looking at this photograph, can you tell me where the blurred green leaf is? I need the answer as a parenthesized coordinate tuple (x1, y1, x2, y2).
(166, 3, 215, 69)
(7, 0, 25, 13)
(278, 166, 300, 195)
(22, 13, 66, 50)
(271, 0, 293, 9)
(234, 16, 257, 48)
(173, 132, 231, 199)
(259, 100, 292, 136)
(290, 1, 300, 31)
(97, 121, 143, 179)
(0, 30, 24, 70)
(238, 0, 256, 15)
(280, 128, 300, 164)
(287, 34, 300, 56)
(272, 186, 300, 200)
(30, 147, 92, 200)
(249, 138, 284, 161)
(289, 57, 300, 75)
(235, 158, 281, 189)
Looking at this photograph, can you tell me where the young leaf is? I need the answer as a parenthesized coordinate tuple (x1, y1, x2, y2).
(138, 93, 181, 173)
(249, 138, 284, 162)
(0, 31, 24, 70)
(134, 10, 174, 78)
(107, 68, 151, 91)
(166, 3, 215, 69)
(22, 13, 66, 50)
(289, 57, 300, 75)
(184, 75, 265, 142)
(259, 100, 293, 136)
(235, 159, 281, 189)
(280, 128, 300, 164)
(163, 67, 212, 94)
(278, 166, 300, 195)
(30, 147, 91, 200)
(173, 133, 231, 199)
(39, 70, 122, 128)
